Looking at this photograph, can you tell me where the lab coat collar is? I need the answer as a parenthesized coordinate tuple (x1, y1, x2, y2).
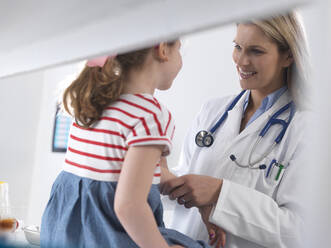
(220, 90, 249, 137)
(225, 90, 292, 142)
(243, 86, 288, 128)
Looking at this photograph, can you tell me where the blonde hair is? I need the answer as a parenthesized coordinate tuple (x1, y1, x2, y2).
(250, 12, 310, 109)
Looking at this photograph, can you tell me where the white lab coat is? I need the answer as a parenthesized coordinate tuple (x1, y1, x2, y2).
(169, 90, 308, 248)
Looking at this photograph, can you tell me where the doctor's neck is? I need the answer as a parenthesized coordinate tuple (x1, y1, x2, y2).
(249, 84, 285, 109)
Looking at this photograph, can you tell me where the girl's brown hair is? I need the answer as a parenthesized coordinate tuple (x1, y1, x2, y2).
(62, 47, 152, 127)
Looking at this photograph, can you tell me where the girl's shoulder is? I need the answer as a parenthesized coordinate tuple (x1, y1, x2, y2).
(112, 93, 172, 129)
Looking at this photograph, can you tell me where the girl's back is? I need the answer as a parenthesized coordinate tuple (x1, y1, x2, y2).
(64, 93, 174, 183)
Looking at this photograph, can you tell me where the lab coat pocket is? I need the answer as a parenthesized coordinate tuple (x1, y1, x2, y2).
(256, 156, 287, 197)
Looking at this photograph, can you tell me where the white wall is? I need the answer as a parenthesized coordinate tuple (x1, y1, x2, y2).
(26, 64, 83, 225)
(300, 1, 331, 246)
(0, 71, 44, 220)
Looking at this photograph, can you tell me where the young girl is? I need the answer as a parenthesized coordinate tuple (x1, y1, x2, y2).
(40, 41, 210, 248)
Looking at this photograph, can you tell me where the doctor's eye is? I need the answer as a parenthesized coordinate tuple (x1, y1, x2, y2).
(250, 49, 264, 55)
(234, 44, 241, 51)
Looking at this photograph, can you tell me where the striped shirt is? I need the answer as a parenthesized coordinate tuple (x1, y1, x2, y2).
(63, 93, 175, 184)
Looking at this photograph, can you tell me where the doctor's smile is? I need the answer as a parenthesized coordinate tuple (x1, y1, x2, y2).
(237, 67, 257, 80)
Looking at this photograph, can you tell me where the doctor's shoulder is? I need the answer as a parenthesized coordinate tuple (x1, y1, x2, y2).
(283, 109, 312, 155)
(289, 109, 312, 134)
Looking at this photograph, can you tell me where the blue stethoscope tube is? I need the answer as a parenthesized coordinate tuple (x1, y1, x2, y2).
(259, 101, 295, 144)
(195, 90, 246, 147)
(195, 90, 296, 169)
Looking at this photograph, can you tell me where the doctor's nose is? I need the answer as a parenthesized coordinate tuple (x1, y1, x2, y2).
(234, 52, 250, 67)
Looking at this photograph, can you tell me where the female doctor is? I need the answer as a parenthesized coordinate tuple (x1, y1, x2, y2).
(161, 12, 310, 248)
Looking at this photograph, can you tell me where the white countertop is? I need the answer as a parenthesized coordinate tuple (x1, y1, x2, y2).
(2, 230, 39, 247)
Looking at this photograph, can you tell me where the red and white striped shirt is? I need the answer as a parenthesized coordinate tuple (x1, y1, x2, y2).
(63, 93, 175, 184)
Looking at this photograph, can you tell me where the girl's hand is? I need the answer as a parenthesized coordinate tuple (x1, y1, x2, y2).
(199, 205, 226, 248)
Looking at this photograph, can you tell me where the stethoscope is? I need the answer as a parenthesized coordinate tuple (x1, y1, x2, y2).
(195, 90, 296, 169)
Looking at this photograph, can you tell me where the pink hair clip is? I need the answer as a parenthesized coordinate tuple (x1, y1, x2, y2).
(86, 55, 116, 68)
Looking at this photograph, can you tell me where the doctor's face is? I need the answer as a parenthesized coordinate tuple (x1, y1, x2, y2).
(232, 24, 291, 94)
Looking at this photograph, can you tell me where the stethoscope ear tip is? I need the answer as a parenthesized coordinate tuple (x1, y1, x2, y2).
(230, 154, 236, 161)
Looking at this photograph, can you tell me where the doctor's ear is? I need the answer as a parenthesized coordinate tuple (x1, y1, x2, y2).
(282, 51, 294, 68)
(153, 42, 169, 62)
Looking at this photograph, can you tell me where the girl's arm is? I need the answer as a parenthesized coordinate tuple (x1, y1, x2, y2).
(114, 146, 179, 248)
(160, 157, 177, 184)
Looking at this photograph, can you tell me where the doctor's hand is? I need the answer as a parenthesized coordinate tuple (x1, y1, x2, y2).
(160, 174, 223, 208)
(199, 205, 226, 248)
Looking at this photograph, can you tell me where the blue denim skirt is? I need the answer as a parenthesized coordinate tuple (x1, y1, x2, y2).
(40, 171, 209, 248)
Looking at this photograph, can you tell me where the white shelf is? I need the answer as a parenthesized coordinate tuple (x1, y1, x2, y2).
(0, 0, 308, 79)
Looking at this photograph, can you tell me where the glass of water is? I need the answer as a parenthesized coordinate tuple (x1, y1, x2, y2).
(0, 182, 19, 244)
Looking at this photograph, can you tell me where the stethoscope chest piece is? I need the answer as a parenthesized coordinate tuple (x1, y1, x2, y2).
(195, 130, 214, 147)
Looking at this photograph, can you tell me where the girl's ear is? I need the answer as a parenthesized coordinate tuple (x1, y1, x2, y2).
(154, 42, 169, 62)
